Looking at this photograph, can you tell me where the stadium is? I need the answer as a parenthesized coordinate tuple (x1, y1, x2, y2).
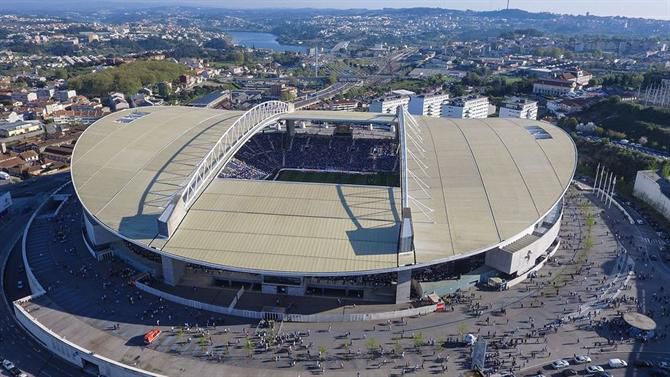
(71, 102, 576, 306)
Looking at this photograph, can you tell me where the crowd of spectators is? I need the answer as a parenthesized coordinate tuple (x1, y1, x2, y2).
(220, 131, 398, 180)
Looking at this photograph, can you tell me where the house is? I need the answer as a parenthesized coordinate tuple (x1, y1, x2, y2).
(19, 150, 39, 162)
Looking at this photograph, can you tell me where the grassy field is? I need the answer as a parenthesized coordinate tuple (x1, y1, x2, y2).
(274, 169, 399, 187)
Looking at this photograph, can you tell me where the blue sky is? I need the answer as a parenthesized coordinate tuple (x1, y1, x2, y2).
(186, 0, 670, 20)
(4, 0, 670, 20)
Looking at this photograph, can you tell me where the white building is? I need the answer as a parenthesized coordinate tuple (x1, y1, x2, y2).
(499, 97, 538, 120)
(441, 95, 490, 119)
(633, 170, 670, 222)
(369, 95, 410, 114)
(408, 93, 449, 117)
(533, 79, 577, 96)
(108, 92, 129, 112)
(0, 120, 43, 138)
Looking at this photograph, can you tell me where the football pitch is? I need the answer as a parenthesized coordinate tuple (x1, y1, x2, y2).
(273, 169, 399, 187)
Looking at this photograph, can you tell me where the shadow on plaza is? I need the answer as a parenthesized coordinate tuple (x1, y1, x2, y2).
(588, 194, 651, 377)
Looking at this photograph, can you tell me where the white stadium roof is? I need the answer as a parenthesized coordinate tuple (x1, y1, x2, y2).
(72, 106, 576, 274)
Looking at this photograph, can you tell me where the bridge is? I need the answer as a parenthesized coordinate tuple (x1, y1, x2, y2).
(157, 101, 293, 238)
(156, 101, 424, 251)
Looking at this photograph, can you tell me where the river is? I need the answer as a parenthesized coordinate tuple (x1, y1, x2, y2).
(226, 31, 306, 53)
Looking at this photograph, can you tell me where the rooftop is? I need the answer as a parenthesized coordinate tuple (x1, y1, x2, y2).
(71, 107, 576, 274)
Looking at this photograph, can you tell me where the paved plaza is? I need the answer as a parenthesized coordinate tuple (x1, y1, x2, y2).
(11, 184, 670, 376)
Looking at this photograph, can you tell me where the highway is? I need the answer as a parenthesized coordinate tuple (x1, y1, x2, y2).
(293, 47, 417, 110)
(0, 173, 84, 377)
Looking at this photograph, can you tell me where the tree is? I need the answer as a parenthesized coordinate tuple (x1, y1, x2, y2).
(244, 337, 254, 358)
(413, 332, 424, 348)
(450, 83, 465, 97)
(280, 91, 296, 101)
(558, 117, 578, 130)
(232, 50, 245, 65)
(328, 72, 337, 85)
(366, 337, 379, 353)
(457, 322, 469, 338)
(67, 60, 186, 97)
(661, 162, 670, 178)
(463, 72, 483, 87)
(394, 340, 403, 355)
(318, 345, 327, 361)
(53, 68, 68, 80)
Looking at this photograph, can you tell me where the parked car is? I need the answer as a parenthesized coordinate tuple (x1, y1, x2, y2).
(2, 360, 16, 371)
(635, 359, 655, 368)
(552, 359, 570, 369)
(586, 365, 605, 373)
(563, 369, 578, 376)
(652, 369, 670, 377)
(608, 358, 628, 368)
(574, 355, 592, 364)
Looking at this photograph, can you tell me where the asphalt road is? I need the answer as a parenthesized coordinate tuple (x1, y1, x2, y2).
(0, 174, 85, 377)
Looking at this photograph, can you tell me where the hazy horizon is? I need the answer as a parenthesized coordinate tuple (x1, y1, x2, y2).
(3, 0, 670, 21)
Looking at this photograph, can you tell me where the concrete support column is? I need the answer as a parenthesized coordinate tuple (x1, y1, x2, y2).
(286, 120, 296, 137)
(395, 269, 412, 304)
(161, 255, 186, 286)
(83, 212, 116, 248)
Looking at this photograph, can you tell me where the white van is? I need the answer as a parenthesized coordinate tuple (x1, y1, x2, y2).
(608, 358, 628, 368)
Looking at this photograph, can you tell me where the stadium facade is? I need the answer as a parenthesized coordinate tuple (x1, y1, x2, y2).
(72, 102, 576, 304)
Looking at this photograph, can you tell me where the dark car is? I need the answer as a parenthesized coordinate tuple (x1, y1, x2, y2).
(562, 369, 578, 376)
(635, 359, 655, 367)
(651, 369, 670, 377)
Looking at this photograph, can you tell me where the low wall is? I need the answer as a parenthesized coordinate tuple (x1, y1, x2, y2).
(286, 304, 438, 322)
(18, 181, 166, 377)
(136, 281, 264, 320)
(135, 281, 436, 323)
(592, 187, 635, 224)
(21, 182, 72, 296)
(13, 303, 165, 377)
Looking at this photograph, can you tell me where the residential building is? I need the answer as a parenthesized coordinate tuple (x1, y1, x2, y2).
(11, 91, 37, 103)
(56, 90, 77, 102)
(0, 121, 42, 138)
(108, 93, 129, 112)
(564, 69, 593, 86)
(19, 150, 39, 162)
(51, 110, 107, 126)
(533, 79, 577, 96)
(440, 95, 490, 119)
(499, 97, 538, 120)
(42, 144, 74, 163)
(327, 101, 359, 111)
(547, 97, 602, 114)
(370, 95, 411, 114)
(36, 88, 55, 100)
(408, 93, 450, 117)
